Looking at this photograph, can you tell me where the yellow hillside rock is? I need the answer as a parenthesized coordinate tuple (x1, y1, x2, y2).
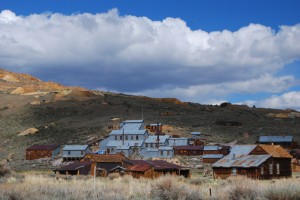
(18, 128, 39, 136)
(10, 87, 25, 94)
(1, 74, 20, 83)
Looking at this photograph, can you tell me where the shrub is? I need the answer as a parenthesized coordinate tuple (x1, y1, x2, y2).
(108, 173, 120, 180)
(0, 164, 10, 177)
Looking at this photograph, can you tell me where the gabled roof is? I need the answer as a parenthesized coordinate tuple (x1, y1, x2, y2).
(259, 145, 292, 158)
(26, 144, 60, 151)
(63, 145, 90, 151)
(259, 136, 293, 143)
(107, 140, 144, 147)
(127, 164, 152, 172)
(204, 146, 220, 151)
(212, 154, 271, 168)
(173, 145, 203, 150)
(229, 145, 256, 157)
(110, 130, 147, 135)
(203, 154, 223, 159)
(121, 120, 144, 130)
(54, 161, 93, 171)
(81, 153, 126, 163)
(145, 135, 169, 143)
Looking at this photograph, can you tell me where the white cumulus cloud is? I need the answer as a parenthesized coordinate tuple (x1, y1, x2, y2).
(0, 9, 300, 108)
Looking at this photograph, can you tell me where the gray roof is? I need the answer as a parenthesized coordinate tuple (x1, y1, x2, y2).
(169, 138, 188, 140)
(229, 145, 256, 157)
(107, 140, 144, 147)
(121, 120, 144, 130)
(191, 132, 201, 135)
(110, 130, 147, 135)
(204, 146, 220, 151)
(116, 145, 131, 150)
(123, 120, 144, 123)
(145, 135, 169, 143)
(203, 154, 223, 159)
(159, 146, 173, 151)
(150, 123, 162, 126)
(212, 154, 271, 168)
(63, 145, 89, 151)
(259, 136, 293, 143)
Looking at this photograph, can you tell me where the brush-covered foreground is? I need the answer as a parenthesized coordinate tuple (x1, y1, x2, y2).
(1, 173, 300, 200)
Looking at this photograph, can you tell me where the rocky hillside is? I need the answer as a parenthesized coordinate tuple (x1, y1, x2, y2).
(0, 68, 300, 171)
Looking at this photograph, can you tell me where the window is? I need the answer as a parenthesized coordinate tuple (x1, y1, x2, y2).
(125, 136, 128, 140)
(81, 151, 84, 155)
(111, 148, 114, 153)
(160, 151, 163, 156)
(156, 143, 158, 148)
(167, 151, 170, 156)
(260, 166, 264, 175)
(120, 136, 123, 140)
(115, 136, 117, 140)
(269, 164, 273, 175)
(131, 136, 133, 140)
(136, 135, 138, 140)
(146, 144, 148, 148)
(150, 144, 153, 148)
(232, 168, 237, 175)
(276, 163, 280, 175)
(68, 151, 71, 155)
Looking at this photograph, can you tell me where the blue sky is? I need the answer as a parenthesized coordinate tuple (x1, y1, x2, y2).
(0, 0, 300, 110)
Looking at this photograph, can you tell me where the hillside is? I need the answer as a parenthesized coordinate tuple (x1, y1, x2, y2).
(0, 68, 300, 171)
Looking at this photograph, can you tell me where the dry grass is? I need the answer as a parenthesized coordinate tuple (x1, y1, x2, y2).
(0, 174, 300, 200)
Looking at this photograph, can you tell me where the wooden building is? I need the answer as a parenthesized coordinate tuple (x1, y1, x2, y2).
(62, 145, 92, 161)
(173, 145, 203, 156)
(26, 144, 60, 160)
(258, 136, 297, 149)
(202, 154, 223, 164)
(54, 161, 94, 175)
(146, 123, 163, 133)
(203, 145, 230, 155)
(80, 153, 127, 177)
(212, 145, 293, 179)
(125, 160, 190, 178)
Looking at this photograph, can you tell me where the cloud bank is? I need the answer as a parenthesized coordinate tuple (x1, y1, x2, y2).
(0, 9, 300, 109)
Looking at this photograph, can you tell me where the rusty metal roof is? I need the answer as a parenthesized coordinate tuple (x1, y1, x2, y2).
(126, 164, 152, 172)
(125, 159, 185, 171)
(173, 145, 203, 150)
(259, 145, 293, 158)
(212, 154, 271, 168)
(54, 161, 94, 171)
(26, 144, 60, 151)
(81, 153, 126, 163)
(259, 136, 293, 143)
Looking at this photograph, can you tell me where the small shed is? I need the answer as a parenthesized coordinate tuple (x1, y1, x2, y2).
(62, 145, 92, 161)
(191, 132, 201, 139)
(202, 154, 223, 164)
(54, 161, 94, 175)
(26, 144, 60, 160)
(174, 145, 203, 156)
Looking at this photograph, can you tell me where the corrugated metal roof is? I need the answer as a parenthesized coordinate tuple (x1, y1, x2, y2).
(127, 164, 152, 172)
(110, 130, 147, 135)
(63, 145, 89, 151)
(123, 120, 144, 123)
(203, 154, 223, 159)
(259, 136, 293, 143)
(212, 154, 271, 168)
(169, 138, 188, 140)
(191, 132, 201, 135)
(81, 153, 126, 163)
(159, 146, 173, 150)
(173, 145, 203, 150)
(26, 144, 60, 151)
(204, 146, 220, 151)
(122, 123, 143, 130)
(259, 145, 293, 158)
(145, 135, 169, 143)
(54, 161, 94, 171)
(116, 145, 131, 150)
(106, 140, 144, 147)
(229, 145, 256, 156)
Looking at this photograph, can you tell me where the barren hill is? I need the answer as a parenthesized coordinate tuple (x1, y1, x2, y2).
(0, 69, 299, 171)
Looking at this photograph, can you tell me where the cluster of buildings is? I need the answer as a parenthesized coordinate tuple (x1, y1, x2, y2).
(25, 119, 299, 180)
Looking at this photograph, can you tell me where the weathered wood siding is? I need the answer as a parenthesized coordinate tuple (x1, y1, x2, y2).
(26, 149, 52, 160)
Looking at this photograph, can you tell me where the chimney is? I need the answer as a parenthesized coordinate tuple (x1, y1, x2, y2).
(157, 121, 160, 149)
(122, 129, 125, 145)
